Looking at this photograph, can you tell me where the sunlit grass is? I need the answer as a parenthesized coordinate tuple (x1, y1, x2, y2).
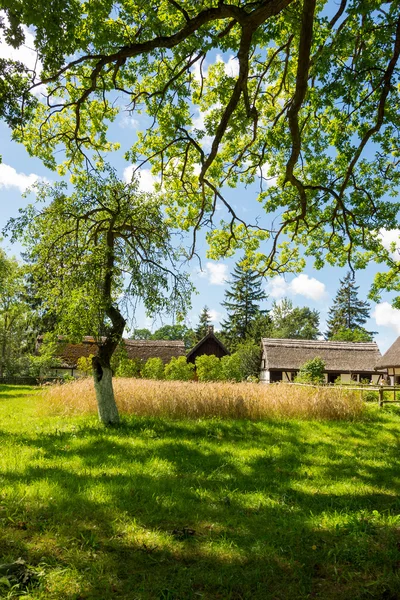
(0, 385, 399, 599)
(43, 378, 365, 420)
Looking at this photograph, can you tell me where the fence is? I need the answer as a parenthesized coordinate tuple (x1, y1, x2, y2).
(284, 381, 400, 407)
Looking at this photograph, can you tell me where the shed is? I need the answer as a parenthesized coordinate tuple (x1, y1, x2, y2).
(186, 326, 229, 364)
(374, 336, 400, 384)
(260, 338, 382, 384)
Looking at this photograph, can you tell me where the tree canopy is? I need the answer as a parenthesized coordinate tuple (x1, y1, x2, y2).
(326, 272, 374, 341)
(2, 1, 400, 299)
(270, 297, 320, 339)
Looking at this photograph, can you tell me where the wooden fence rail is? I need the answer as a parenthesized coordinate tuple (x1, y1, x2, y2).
(283, 381, 399, 407)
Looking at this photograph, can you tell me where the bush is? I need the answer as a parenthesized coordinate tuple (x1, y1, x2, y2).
(115, 357, 143, 378)
(77, 355, 94, 376)
(164, 356, 195, 381)
(235, 341, 261, 379)
(221, 353, 242, 382)
(195, 354, 223, 382)
(295, 357, 325, 384)
(142, 357, 165, 380)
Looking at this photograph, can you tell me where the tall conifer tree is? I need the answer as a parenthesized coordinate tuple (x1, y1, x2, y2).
(326, 272, 373, 340)
(220, 260, 268, 349)
(194, 306, 212, 342)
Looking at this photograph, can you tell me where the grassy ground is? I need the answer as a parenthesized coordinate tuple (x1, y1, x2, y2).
(0, 385, 400, 599)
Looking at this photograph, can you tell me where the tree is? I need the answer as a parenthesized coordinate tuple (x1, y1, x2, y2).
(220, 260, 268, 349)
(7, 167, 191, 425)
(151, 324, 196, 350)
(295, 357, 325, 384)
(194, 306, 212, 343)
(326, 273, 374, 341)
(0, 250, 32, 377)
(270, 298, 320, 340)
(3, 2, 400, 302)
(130, 328, 152, 340)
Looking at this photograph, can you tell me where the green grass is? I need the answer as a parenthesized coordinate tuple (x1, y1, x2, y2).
(1, 385, 400, 599)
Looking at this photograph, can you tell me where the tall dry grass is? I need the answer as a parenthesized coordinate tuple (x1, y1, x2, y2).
(42, 378, 365, 420)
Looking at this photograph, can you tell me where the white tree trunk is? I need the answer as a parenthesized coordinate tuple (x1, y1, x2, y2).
(93, 365, 120, 425)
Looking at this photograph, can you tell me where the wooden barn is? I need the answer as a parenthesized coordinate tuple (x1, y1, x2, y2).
(374, 336, 400, 385)
(36, 336, 186, 377)
(260, 338, 382, 384)
(186, 326, 229, 364)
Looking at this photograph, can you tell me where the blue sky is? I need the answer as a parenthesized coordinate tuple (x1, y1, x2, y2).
(1, 15, 400, 353)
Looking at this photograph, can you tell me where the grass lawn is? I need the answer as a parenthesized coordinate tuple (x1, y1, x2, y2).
(0, 385, 400, 599)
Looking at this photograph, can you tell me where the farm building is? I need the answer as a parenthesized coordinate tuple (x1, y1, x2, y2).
(374, 336, 400, 385)
(260, 338, 383, 384)
(186, 326, 229, 364)
(36, 336, 186, 377)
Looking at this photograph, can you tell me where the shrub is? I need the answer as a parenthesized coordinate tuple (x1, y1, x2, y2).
(77, 354, 94, 376)
(164, 356, 195, 381)
(195, 354, 223, 382)
(295, 357, 325, 384)
(115, 357, 143, 378)
(235, 341, 261, 380)
(142, 357, 165, 380)
(221, 353, 242, 382)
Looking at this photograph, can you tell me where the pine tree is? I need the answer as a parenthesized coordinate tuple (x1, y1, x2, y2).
(326, 272, 374, 340)
(194, 306, 212, 342)
(220, 260, 268, 350)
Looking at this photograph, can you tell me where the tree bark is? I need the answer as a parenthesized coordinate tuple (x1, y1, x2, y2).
(92, 354, 119, 425)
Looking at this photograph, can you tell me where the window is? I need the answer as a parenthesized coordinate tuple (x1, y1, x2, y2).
(351, 373, 358, 382)
(327, 373, 341, 384)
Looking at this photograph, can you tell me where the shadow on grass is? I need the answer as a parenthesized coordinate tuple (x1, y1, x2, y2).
(1, 417, 400, 599)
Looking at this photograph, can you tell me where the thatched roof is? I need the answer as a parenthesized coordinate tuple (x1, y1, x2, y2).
(375, 336, 400, 369)
(261, 338, 381, 373)
(36, 336, 185, 367)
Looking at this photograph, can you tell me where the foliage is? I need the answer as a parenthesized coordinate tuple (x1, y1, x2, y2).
(28, 333, 61, 379)
(0, 250, 32, 376)
(115, 357, 143, 378)
(130, 328, 152, 340)
(6, 166, 192, 424)
(151, 324, 196, 350)
(195, 354, 223, 382)
(4, 2, 400, 305)
(142, 357, 165, 380)
(235, 341, 262, 380)
(76, 354, 94, 376)
(326, 273, 374, 340)
(270, 298, 320, 340)
(164, 356, 195, 381)
(295, 357, 326, 384)
(194, 306, 212, 343)
(221, 260, 268, 350)
(331, 327, 374, 342)
(221, 353, 242, 382)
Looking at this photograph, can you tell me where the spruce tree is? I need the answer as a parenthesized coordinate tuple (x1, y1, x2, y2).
(194, 306, 212, 342)
(220, 260, 268, 349)
(326, 272, 374, 340)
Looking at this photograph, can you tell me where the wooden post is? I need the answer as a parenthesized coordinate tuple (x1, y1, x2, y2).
(379, 386, 383, 408)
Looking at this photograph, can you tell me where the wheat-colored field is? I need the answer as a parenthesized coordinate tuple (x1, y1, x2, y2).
(43, 377, 365, 420)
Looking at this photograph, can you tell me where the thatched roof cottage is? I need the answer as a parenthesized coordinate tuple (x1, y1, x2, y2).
(36, 336, 185, 376)
(260, 338, 382, 384)
(375, 336, 400, 385)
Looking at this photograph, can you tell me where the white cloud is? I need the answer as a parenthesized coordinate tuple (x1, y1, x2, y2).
(373, 302, 400, 334)
(267, 274, 327, 302)
(0, 12, 44, 96)
(198, 262, 228, 285)
(0, 163, 44, 193)
(123, 165, 160, 192)
(378, 229, 400, 260)
(209, 309, 223, 324)
(119, 115, 139, 129)
(216, 54, 239, 78)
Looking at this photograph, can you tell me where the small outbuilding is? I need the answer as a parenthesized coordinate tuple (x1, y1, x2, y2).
(260, 338, 382, 384)
(374, 336, 400, 385)
(186, 326, 229, 364)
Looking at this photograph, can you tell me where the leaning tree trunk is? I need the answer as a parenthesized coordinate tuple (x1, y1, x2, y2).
(92, 353, 120, 425)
